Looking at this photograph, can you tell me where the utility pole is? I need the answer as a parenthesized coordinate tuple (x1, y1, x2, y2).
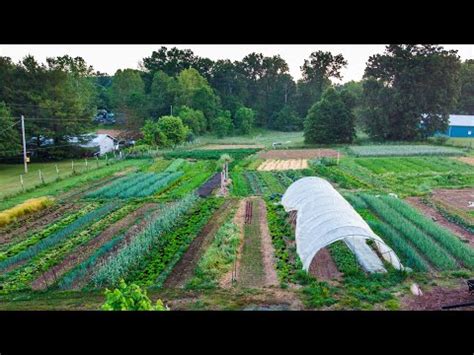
(21, 115, 28, 173)
(170, 105, 173, 116)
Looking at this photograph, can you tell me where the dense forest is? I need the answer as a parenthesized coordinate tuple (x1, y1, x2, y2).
(1, 44, 473, 159)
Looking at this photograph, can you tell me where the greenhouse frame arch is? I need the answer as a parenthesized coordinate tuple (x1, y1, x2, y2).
(281, 177, 403, 273)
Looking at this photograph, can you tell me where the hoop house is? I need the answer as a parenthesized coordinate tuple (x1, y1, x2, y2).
(281, 177, 402, 273)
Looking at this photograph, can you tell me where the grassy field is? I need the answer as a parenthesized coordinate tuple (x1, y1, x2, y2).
(0, 159, 108, 198)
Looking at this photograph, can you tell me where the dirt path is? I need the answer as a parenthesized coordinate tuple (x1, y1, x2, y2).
(401, 279, 474, 310)
(0, 203, 79, 246)
(256, 199, 279, 287)
(309, 248, 343, 282)
(406, 197, 474, 247)
(164, 199, 237, 288)
(30, 203, 159, 290)
(237, 198, 267, 288)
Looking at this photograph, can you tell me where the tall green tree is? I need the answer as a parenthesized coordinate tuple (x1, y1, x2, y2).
(234, 106, 255, 134)
(304, 87, 355, 144)
(0, 102, 21, 158)
(176, 106, 206, 134)
(363, 44, 461, 140)
(149, 70, 177, 118)
(296, 51, 347, 117)
(176, 68, 220, 129)
(109, 69, 147, 131)
(456, 59, 474, 114)
(212, 110, 233, 138)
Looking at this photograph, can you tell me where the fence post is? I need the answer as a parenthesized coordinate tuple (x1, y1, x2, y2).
(55, 164, 60, 180)
(72, 160, 75, 174)
(38, 169, 45, 184)
(96, 156, 99, 168)
(20, 174, 25, 192)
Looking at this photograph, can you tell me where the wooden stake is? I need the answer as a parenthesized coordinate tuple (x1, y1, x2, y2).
(96, 156, 99, 168)
(85, 158, 88, 170)
(337, 152, 340, 165)
(20, 174, 25, 192)
(55, 164, 59, 179)
(38, 169, 44, 184)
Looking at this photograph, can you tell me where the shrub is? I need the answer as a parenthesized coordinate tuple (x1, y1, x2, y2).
(102, 279, 168, 311)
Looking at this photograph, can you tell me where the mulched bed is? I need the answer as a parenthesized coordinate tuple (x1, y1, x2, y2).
(197, 173, 221, 197)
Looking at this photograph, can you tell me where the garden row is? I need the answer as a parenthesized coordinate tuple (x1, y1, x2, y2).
(345, 193, 474, 272)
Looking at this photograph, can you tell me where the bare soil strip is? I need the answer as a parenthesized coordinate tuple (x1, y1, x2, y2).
(258, 149, 341, 160)
(456, 156, 474, 166)
(431, 188, 474, 214)
(406, 197, 474, 247)
(309, 248, 343, 282)
(0, 203, 79, 246)
(401, 280, 474, 310)
(256, 198, 279, 287)
(164, 199, 237, 288)
(30, 203, 159, 290)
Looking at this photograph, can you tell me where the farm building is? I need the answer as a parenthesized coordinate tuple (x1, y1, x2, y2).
(84, 133, 119, 156)
(446, 115, 474, 137)
(281, 177, 403, 273)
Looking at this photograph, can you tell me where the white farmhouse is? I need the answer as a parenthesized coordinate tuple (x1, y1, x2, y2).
(83, 133, 118, 156)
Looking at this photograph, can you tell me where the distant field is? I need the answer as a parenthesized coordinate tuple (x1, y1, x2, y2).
(196, 130, 305, 149)
(348, 144, 465, 157)
(446, 137, 474, 149)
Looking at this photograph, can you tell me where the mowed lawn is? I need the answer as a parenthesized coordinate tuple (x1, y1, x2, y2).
(0, 159, 103, 198)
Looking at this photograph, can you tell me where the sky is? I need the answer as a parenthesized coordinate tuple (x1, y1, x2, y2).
(1, 45, 473, 83)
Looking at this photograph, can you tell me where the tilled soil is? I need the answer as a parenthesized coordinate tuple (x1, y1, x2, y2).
(431, 188, 474, 213)
(406, 197, 474, 247)
(258, 149, 341, 160)
(30, 203, 159, 290)
(256, 198, 279, 287)
(401, 280, 474, 310)
(456, 157, 474, 166)
(0, 203, 79, 246)
(164, 199, 237, 288)
(309, 248, 343, 282)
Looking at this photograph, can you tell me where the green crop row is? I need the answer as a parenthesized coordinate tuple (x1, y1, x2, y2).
(0, 202, 139, 293)
(128, 198, 224, 287)
(360, 194, 458, 270)
(382, 196, 474, 269)
(257, 172, 286, 195)
(163, 148, 260, 161)
(348, 144, 464, 157)
(0, 204, 98, 259)
(229, 169, 251, 197)
(91, 193, 200, 287)
(185, 210, 240, 290)
(245, 171, 262, 195)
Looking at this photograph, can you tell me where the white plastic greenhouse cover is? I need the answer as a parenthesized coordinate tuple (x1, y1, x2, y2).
(281, 177, 402, 272)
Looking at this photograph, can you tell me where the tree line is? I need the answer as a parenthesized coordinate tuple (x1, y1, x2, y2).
(1, 44, 473, 159)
